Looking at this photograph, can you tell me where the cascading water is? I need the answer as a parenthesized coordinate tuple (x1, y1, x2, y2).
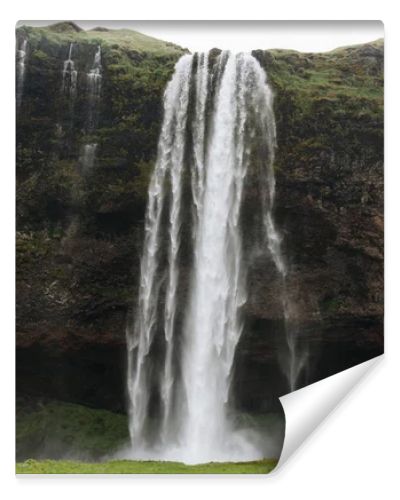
(16, 38, 27, 109)
(80, 45, 102, 171)
(179, 51, 256, 462)
(86, 45, 102, 131)
(255, 71, 305, 393)
(62, 43, 78, 98)
(127, 54, 193, 452)
(79, 143, 98, 173)
(126, 51, 284, 464)
(263, 172, 305, 393)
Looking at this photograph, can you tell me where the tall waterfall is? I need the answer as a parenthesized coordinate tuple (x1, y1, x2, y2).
(62, 43, 78, 98)
(127, 54, 193, 453)
(16, 38, 28, 109)
(126, 51, 282, 464)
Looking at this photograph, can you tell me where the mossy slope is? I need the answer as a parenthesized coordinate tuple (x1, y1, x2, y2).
(16, 400, 129, 461)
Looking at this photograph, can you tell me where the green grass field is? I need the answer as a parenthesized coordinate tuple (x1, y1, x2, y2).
(16, 458, 277, 474)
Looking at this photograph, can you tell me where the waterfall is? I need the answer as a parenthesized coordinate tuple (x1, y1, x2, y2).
(79, 143, 97, 173)
(126, 51, 282, 464)
(258, 78, 305, 393)
(16, 38, 27, 109)
(127, 54, 193, 450)
(62, 43, 78, 99)
(180, 52, 253, 462)
(263, 174, 305, 392)
(86, 45, 102, 131)
(190, 51, 209, 229)
(80, 46, 102, 172)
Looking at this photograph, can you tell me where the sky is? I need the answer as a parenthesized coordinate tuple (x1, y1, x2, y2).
(17, 21, 383, 53)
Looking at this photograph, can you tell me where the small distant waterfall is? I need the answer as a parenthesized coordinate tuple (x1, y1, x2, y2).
(16, 38, 28, 109)
(262, 163, 305, 392)
(79, 143, 98, 173)
(86, 45, 102, 131)
(62, 43, 78, 99)
(80, 45, 102, 171)
(126, 51, 283, 464)
(282, 284, 305, 392)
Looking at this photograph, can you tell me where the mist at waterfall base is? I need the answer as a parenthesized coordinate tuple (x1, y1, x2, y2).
(123, 51, 291, 465)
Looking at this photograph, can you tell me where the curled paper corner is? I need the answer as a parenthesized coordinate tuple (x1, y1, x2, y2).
(275, 354, 383, 471)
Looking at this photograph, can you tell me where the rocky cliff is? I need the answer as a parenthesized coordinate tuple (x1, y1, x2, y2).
(16, 23, 383, 412)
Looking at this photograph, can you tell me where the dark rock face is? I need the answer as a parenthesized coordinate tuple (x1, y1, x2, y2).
(238, 43, 383, 400)
(16, 26, 383, 413)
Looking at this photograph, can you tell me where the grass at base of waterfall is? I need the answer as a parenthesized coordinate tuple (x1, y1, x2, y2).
(16, 458, 277, 474)
(16, 398, 283, 474)
(17, 398, 285, 465)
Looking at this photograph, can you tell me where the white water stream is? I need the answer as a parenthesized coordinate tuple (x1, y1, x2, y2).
(80, 45, 102, 171)
(16, 39, 28, 109)
(62, 43, 78, 98)
(126, 51, 291, 463)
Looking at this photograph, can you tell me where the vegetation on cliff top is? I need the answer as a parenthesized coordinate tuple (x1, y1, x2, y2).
(17, 22, 187, 56)
(264, 39, 383, 103)
(254, 38, 383, 170)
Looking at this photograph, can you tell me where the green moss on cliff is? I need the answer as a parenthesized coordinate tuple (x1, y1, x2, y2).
(16, 24, 185, 335)
(258, 40, 383, 167)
